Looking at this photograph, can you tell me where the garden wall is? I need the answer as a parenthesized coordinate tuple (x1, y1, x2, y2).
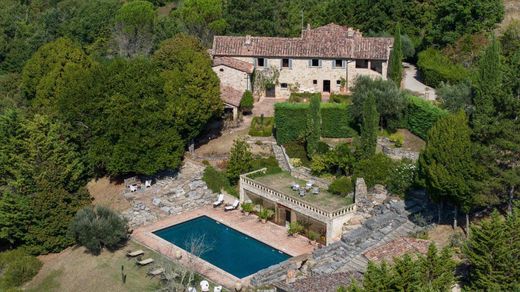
(274, 102, 356, 144)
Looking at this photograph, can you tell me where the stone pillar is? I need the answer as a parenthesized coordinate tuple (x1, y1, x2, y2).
(232, 106, 238, 121)
(381, 61, 388, 80)
(355, 178, 368, 201)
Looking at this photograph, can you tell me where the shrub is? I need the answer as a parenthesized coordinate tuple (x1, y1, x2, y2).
(288, 221, 304, 236)
(404, 95, 448, 139)
(249, 116, 274, 137)
(329, 93, 351, 104)
(417, 48, 469, 88)
(316, 141, 330, 154)
(328, 176, 353, 196)
(306, 230, 320, 242)
(288, 92, 321, 103)
(290, 158, 302, 167)
(250, 156, 282, 176)
(353, 153, 395, 188)
(389, 132, 404, 147)
(258, 208, 274, 220)
(241, 202, 254, 213)
(0, 249, 42, 290)
(387, 159, 417, 197)
(321, 103, 356, 138)
(274, 102, 356, 144)
(202, 165, 238, 197)
(68, 206, 128, 255)
(283, 141, 310, 167)
(239, 90, 254, 113)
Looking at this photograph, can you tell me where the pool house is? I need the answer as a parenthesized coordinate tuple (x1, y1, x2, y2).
(239, 169, 356, 245)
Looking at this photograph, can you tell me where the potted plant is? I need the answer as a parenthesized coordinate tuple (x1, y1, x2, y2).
(258, 208, 274, 223)
(287, 221, 304, 236)
(307, 230, 320, 245)
(241, 203, 254, 216)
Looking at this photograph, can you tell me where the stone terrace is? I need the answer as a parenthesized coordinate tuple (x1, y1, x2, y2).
(252, 172, 352, 211)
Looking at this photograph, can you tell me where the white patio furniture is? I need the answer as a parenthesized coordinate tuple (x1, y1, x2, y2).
(291, 183, 300, 191)
(213, 194, 224, 208)
(136, 258, 154, 266)
(299, 189, 305, 197)
(312, 187, 320, 195)
(200, 280, 210, 292)
(306, 180, 314, 188)
(129, 184, 138, 192)
(126, 249, 144, 258)
(145, 180, 152, 188)
(214, 286, 223, 292)
(224, 200, 240, 212)
(147, 267, 165, 278)
(187, 287, 197, 292)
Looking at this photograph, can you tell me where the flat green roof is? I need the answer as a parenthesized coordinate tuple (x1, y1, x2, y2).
(251, 171, 353, 211)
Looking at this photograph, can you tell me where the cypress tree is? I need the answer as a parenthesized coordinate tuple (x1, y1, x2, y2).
(358, 92, 378, 159)
(472, 35, 502, 142)
(226, 138, 252, 185)
(387, 24, 403, 87)
(464, 208, 520, 290)
(418, 111, 476, 228)
(306, 94, 321, 158)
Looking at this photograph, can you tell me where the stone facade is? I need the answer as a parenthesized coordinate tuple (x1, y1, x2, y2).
(212, 23, 393, 98)
(212, 64, 251, 93)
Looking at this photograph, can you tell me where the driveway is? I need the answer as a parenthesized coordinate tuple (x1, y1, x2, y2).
(403, 62, 437, 101)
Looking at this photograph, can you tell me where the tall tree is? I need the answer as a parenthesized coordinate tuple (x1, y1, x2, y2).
(471, 35, 502, 142)
(463, 208, 520, 290)
(418, 111, 477, 228)
(153, 34, 223, 141)
(358, 93, 379, 159)
(173, 0, 227, 46)
(306, 94, 321, 158)
(387, 24, 403, 87)
(113, 0, 155, 57)
(350, 76, 406, 131)
(226, 139, 252, 184)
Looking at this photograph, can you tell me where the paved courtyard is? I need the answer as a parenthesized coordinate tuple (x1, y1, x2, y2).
(132, 205, 314, 289)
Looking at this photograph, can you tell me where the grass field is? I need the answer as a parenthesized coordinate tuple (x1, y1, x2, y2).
(25, 241, 163, 292)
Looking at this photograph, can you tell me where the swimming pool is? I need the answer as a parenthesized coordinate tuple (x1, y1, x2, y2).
(153, 216, 290, 278)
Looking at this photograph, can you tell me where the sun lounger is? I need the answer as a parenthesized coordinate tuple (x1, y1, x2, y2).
(126, 249, 144, 257)
(147, 267, 165, 278)
(213, 194, 224, 207)
(136, 258, 154, 266)
(224, 200, 239, 211)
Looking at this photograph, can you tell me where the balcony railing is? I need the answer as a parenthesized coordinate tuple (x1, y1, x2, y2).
(240, 169, 355, 222)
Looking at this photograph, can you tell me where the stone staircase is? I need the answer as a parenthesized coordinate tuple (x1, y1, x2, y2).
(272, 144, 291, 172)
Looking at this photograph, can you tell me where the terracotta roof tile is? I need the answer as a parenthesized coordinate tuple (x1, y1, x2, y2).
(212, 23, 393, 60)
(363, 237, 431, 263)
(213, 56, 254, 73)
(220, 85, 243, 107)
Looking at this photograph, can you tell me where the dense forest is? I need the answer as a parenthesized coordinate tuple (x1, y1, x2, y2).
(0, 0, 518, 290)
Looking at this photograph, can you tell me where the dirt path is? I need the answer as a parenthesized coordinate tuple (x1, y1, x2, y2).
(87, 177, 130, 212)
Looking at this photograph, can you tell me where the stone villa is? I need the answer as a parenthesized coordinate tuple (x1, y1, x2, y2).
(211, 23, 394, 107)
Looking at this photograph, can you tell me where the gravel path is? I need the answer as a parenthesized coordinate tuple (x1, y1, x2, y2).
(403, 62, 437, 101)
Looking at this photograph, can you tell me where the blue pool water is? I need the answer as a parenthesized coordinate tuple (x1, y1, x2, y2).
(153, 216, 290, 278)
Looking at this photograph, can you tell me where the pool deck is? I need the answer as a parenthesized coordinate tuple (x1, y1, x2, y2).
(132, 205, 314, 289)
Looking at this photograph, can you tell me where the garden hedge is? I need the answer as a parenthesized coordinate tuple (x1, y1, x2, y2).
(417, 48, 469, 88)
(274, 102, 356, 144)
(321, 103, 356, 138)
(404, 95, 448, 139)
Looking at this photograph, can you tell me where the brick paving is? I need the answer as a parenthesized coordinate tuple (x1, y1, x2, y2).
(132, 205, 313, 289)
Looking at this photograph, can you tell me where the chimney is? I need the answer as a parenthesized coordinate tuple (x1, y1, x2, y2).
(245, 35, 252, 45)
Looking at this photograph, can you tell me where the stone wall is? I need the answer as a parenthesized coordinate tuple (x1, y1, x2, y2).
(212, 64, 250, 92)
(378, 137, 420, 161)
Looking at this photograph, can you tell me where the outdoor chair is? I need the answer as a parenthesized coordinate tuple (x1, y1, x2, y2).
(291, 183, 300, 191)
(147, 267, 165, 278)
(200, 280, 210, 292)
(126, 249, 144, 258)
(145, 180, 152, 188)
(312, 187, 320, 195)
(213, 194, 224, 208)
(129, 184, 138, 192)
(224, 200, 240, 211)
(214, 286, 223, 292)
(136, 258, 154, 266)
(299, 189, 305, 197)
